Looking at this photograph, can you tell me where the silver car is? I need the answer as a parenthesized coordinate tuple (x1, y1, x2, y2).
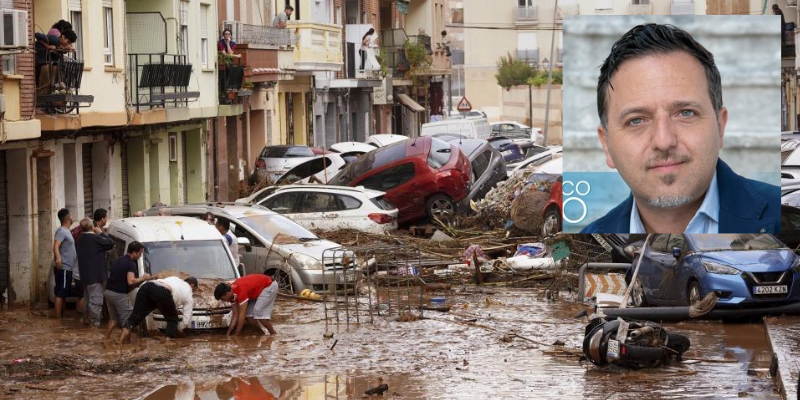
(162, 204, 359, 294)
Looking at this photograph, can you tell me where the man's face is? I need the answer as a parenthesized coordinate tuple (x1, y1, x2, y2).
(220, 292, 234, 302)
(59, 36, 72, 47)
(131, 249, 144, 261)
(598, 51, 727, 209)
(286, 9, 293, 17)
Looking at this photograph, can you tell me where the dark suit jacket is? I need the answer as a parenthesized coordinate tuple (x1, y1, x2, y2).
(580, 159, 780, 234)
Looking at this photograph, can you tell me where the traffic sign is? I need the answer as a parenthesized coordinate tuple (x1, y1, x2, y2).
(456, 96, 472, 112)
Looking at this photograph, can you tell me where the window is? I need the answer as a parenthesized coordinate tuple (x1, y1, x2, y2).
(339, 195, 362, 210)
(358, 163, 415, 192)
(427, 138, 452, 169)
(262, 192, 303, 214)
(200, 5, 209, 67)
(231, 224, 265, 248)
(70, 11, 83, 60)
(103, 5, 114, 65)
(667, 234, 686, 252)
(299, 193, 340, 213)
(518, 0, 533, 6)
(471, 150, 492, 180)
(180, 1, 189, 56)
(2, 56, 14, 74)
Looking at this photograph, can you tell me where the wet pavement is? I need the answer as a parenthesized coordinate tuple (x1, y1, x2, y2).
(765, 316, 800, 400)
(0, 288, 786, 399)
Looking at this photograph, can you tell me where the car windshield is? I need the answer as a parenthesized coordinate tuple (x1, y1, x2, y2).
(238, 214, 319, 243)
(690, 234, 788, 251)
(783, 190, 800, 206)
(144, 240, 236, 279)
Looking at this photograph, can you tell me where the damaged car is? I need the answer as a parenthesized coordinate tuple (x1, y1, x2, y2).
(275, 153, 349, 184)
(105, 217, 241, 331)
(163, 204, 359, 294)
(252, 145, 318, 184)
(441, 137, 507, 207)
(627, 234, 800, 308)
(329, 137, 471, 223)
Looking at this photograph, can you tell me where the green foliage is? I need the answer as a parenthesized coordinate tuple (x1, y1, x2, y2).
(404, 39, 432, 69)
(376, 48, 390, 78)
(495, 53, 535, 90)
(527, 69, 563, 88)
(218, 51, 234, 68)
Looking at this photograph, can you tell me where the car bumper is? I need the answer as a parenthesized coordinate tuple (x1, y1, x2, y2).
(152, 309, 231, 330)
(701, 272, 800, 306)
(295, 268, 362, 293)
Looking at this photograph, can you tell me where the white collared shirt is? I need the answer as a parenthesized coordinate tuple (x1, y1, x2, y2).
(154, 276, 194, 331)
(630, 172, 719, 234)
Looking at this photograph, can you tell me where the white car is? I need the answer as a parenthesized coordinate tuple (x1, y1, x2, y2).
(783, 145, 800, 186)
(276, 153, 349, 184)
(507, 146, 563, 177)
(366, 134, 408, 148)
(251, 185, 399, 234)
(253, 145, 319, 183)
(491, 121, 544, 145)
(329, 141, 375, 157)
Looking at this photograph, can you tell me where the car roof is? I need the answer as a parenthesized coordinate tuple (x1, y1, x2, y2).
(165, 203, 280, 219)
(441, 138, 487, 156)
(423, 119, 484, 127)
(110, 217, 223, 242)
(273, 184, 386, 197)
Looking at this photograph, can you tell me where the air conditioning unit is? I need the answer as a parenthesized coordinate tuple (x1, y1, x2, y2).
(222, 20, 241, 42)
(0, 10, 27, 49)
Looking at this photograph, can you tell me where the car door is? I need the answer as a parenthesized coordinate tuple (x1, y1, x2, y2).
(230, 222, 268, 276)
(666, 234, 690, 304)
(641, 234, 671, 303)
(355, 162, 418, 218)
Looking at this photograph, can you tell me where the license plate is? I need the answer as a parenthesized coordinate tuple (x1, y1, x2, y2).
(191, 320, 221, 329)
(606, 339, 620, 359)
(338, 274, 356, 283)
(753, 285, 788, 295)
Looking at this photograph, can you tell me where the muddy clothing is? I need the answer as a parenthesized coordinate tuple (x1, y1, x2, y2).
(76, 232, 115, 285)
(84, 283, 104, 326)
(246, 281, 278, 320)
(154, 277, 194, 331)
(53, 268, 72, 298)
(231, 274, 273, 304)
(104, 289, 132, 326)
(54, 227, 77, 273)
(224, 231, 239, 265)
(126, 281, 180, 338)
(106, 255, 138, 294)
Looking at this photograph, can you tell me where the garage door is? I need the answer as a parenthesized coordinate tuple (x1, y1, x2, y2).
(82, 143, 93, 218)
(121, 143, 129, 217)
(0, 151, 8, 296)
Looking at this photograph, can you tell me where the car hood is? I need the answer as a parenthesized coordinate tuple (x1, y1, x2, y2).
(279, 239, 341, 259)
(698, 250, 797, 272)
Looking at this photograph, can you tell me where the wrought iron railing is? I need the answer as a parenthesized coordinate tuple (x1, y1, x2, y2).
(629, 2, 652, 15)
(670, 0, 694, 15)
(219, 56, 247, 104)
(557, 3, 580, 20)
(127, 53, 199, 112)
(517, 49, 540, 65)
(515, 6, 538, 22)
(223, 21, 295, 48)
(36, 50, 94, 114)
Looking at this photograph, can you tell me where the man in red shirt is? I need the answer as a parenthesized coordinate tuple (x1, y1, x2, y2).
(214, 274, 278, 336)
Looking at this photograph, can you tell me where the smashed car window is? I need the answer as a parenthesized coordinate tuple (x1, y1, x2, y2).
(329, 142, 406, 185)
(358, 163, 416, 192)
(691, 234, 788, 251)
(427, 138, 452, 169)
(471, 150, 491, 179)
(144, 240, 237, 280)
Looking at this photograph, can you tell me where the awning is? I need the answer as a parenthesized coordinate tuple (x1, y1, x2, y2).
(396, 93, 425, 113)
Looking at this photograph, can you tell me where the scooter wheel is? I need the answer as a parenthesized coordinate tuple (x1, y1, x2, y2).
(621, 344, 666, 368)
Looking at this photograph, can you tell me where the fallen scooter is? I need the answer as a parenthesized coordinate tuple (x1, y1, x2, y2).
(580, 313, 691, 369)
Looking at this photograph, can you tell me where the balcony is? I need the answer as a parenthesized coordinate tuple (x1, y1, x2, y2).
(224, 21, 294, 49)
(517, 49, 540, 66)
(345, 24, 382, 80)
(287, 21, 343, 72)
(670, 0, 694, 14)
(556, 3, 580, 22)
(223, 21, 296, 82)
(629, 2, 653, 15)
(36, 51, 94, 115)
(218, 57, 249, 105)
(127, 53, 199, 112)
(514, 6, 538, 25)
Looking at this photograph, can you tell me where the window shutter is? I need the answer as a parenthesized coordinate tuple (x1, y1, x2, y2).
(102, 0, 112, 8)
(70, 0, 82, 11)
(200, 5, 208, 38)
(180, 1, 189, 25)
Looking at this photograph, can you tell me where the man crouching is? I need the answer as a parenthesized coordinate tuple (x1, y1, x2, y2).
(119, 276, 199, 343)
(214, 275, 278, 336)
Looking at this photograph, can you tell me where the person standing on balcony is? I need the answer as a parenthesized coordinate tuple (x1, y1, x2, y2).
(47, 20, 72, 37)
(360, 28, 374, 70)
(361, 29, 380, 71)
(273, 6, 294, 29)
(218, 29, 241, 58)
(34, 29, 77, 89)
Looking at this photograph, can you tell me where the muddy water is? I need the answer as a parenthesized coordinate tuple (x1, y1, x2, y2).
(0, 288, 784, 400)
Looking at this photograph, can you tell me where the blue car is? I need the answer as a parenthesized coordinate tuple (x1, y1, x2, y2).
(627, 234, 800, 307)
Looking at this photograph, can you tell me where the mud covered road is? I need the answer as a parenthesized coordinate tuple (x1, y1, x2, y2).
(0, 288, 783, 399)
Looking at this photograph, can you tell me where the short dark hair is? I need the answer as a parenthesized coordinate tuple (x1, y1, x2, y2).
(127, 241, 145, 254)
(93, 208, 107, 222)
(61, 29, 77, 44)
(285, 5, 294, 11)
(57, 208, 70, 223)
(185, 276, 199, 288)
(441, 30, 447, 36)
(53, 20, 72, 32)
(204, 212, 215, 221)
(214, 283, 232, 300)
(597, 23, 722, 129)
(222, 28, 232, 36)
(216, 219, 230, 231)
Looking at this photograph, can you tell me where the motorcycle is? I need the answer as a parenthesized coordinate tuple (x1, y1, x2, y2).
(581, 313, 691, 369)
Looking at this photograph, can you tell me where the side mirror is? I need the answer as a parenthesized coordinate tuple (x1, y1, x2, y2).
(237, 237, 252, 251)
(672, 247, 682, 259)
(237, 264, 245, 277)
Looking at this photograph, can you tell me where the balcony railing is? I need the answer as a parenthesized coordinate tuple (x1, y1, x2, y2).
(223, 21, 295, 48)
(515, 6, 538, 23)
(219, 57, 248, 104)
(380, 29, 410, 79)
(36, 50, 94, 114)
(517, 49, 539, 65)
(127, 53, 199, 112)
(629, 2, 653, 15)
(557, 4, 580, 21)
(288, 21, 343, 71)
(670, 0, 694, 14)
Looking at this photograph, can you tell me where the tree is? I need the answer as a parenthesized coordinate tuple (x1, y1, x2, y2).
(495, 53, 535, 90)
(528, 69, 563, 88)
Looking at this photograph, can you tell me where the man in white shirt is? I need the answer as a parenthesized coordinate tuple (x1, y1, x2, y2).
(215, 219, 239, 265)
(119, 276, 198, 343)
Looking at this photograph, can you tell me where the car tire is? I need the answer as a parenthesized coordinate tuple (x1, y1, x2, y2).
(541, 206, 561, 237)
(426, 194, 456, 221)
(687, 280, 702, 306)
(630, 277, 648, 308)
(266, 269, 293, 294)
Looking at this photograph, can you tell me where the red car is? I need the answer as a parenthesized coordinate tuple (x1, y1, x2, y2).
(329, 137, 471, 223)
(541, 176, 563, 236)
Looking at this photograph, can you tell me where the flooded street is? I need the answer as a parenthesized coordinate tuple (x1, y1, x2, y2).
(0, 288, 784, 400)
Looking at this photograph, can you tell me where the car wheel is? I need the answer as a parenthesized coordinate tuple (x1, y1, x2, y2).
(266, 269, 293, 294)
(541, 207, 561, 237)
(687, 280, 702, 305)
(630, 277, 648, 307)
(426, 194, 456, 221)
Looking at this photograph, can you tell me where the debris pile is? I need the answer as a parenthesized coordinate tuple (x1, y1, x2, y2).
(472, 170, 556, 232)
(1, 354, 171, 381)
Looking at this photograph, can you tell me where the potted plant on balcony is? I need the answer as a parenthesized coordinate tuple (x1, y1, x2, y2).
(240, 81, 254, 90)
(218, 51, 235, 69)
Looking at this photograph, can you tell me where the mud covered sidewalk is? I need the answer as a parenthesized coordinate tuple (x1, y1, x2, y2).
(0, 288, 783, 400)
